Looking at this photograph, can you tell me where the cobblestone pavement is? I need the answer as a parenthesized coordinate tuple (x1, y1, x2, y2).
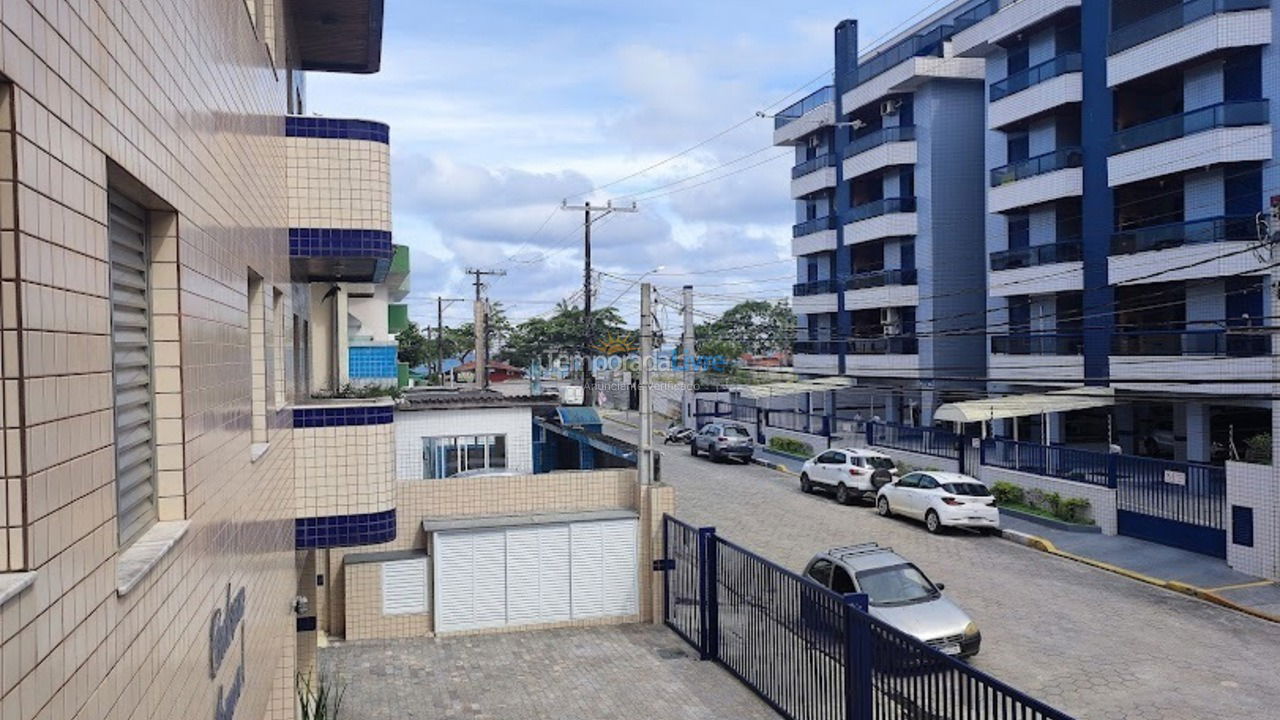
(321, 624, 778, 720)
(610, 418, 1280, 720)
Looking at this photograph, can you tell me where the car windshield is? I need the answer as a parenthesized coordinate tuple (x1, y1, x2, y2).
(864, 457, 895, 470)
(855, 564, 939, 606)
(942, 482, 991, 497)
(724, 426, 750, 437)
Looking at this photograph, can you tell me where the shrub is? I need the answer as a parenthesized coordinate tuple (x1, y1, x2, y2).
(1058, 497, 1091, 524)
(1244, 433, 1272, 465)
(990, 481, 1024, 506)
(769, 436, 814, 458)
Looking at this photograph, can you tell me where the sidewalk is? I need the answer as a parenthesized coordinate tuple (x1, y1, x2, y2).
(1000, 514, 1280, 622)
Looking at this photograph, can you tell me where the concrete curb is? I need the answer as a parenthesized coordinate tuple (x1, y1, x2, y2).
(750, 456, 797, 475)
(997, 529, 1280, 624)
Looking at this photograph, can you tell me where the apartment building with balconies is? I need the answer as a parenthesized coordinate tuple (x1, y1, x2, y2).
(953, 0, 1275, 461)
(785, 8, 989, 424)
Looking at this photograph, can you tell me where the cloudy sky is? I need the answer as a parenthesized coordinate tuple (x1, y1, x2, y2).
(307, 0, 944, 330)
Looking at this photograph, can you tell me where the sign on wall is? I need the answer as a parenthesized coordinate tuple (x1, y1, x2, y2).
(210, 585, 247, 720)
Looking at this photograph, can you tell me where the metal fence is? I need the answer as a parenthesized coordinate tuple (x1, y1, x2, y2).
(663, 517, 1077, 720)
(867, 422, 962, 460)
(982, 439, 1115, 487)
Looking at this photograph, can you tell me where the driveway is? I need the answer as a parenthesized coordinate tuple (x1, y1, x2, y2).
(615, 418, 1280, 720)
(320, 625, 777, 720)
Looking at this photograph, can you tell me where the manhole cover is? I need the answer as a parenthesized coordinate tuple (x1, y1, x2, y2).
(657, 648, 688, 660)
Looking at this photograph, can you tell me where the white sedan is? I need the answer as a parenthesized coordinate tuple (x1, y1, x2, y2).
(875, 471, 1000, 534)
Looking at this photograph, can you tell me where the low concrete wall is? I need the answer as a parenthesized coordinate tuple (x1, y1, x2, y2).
(1226, 461, 1278, 579)
(761, 426, 824, 455)
(978, 466, 1118, 536)
(869, 446, 960, 473)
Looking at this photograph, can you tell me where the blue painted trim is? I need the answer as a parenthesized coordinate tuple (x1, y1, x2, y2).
(832, 20, 858, 377)
(288, 228, 394, 258)
(296, 509, 397, 549)
(1080, 1, 1113, 386)
(292, 405, 394, 428)
(286, 116, 390, 144)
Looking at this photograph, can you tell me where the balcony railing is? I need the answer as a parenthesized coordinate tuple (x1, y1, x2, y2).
(990, 146, 1082, 186)
(991, 333, 1084, 355)
(954, 0, 1002, 32)
(990, 239, 1082, 271)
(855, 24, 952, 86)
(1112, 328, 1269, 357)
(1110, 215, 1257, 255)
(791, 152, 837, 179)
(794, 340, 846, 355)
(1110, 100, 1270, 154)
(848, 336, 919, 354)
(990, 52, 1082, 102)
(848, 196, 917, 223)
(1109, 0, 1270, 55)
(792, 215, 838, 238)
(843, 125, 917, 159)
(793, 279, 839, 296)
(775, 86, 835, 129)
(846, 268, 918, 290)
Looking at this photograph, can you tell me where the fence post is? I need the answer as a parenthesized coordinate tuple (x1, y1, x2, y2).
(1107, 452, 1118, 489)
(865, 422, 874, 447)
(696, 526, 718, 661)
(843, 593, 873, 720)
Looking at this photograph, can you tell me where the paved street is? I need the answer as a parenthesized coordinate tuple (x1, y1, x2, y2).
(611, 418, 1280, 720)
(321, 625, 777, 720)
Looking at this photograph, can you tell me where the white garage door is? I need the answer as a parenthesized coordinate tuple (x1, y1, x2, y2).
(433, 519, 637, 633)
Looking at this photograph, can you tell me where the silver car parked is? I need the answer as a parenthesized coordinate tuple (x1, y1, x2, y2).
(803, 543, 981, 657)
(690, 422, 754, 463)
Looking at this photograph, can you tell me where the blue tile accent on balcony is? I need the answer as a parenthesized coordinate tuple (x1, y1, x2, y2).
(349, 345, 398, 380)
(286, 116, 390, 144)
(288, 228, 395, 258)
(291, 404, 394, 428)
(296, 509, 397, 549)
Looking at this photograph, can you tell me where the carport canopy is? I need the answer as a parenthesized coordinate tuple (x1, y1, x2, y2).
(933, 387, 1115, 423)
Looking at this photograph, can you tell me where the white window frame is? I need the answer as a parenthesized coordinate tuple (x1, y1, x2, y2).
(421, 434, 508, 479)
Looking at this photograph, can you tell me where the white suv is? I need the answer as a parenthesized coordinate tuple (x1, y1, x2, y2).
(799, 448, 899, 505)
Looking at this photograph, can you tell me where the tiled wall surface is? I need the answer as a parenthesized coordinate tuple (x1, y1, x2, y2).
(0, 2, 300, 720)
(344, 560, 432, 640)
(1226, 461, 1278, 579)
(293, 401, 395, 520)
(286, 135, 391, 231)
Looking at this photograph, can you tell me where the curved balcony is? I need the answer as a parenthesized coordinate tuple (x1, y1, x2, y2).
(990, 240, 1082, 271)
(845, 268, 918, 290)
(791, 153, 837, 179)
(991, 333, 1083, 356)
(1110, 215, 1256, 255)
(990, 147, 1083, 186)
(793, 278, 839, 296)
(1110, 101, 1269, 155)
(849, 196, 916, 223)
(1108, 0, 1269, 55)
(793, 215, 838, 238)
(990, 53, 1082, 101)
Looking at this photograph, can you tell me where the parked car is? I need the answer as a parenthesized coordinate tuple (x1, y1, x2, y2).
(799, 448, 899, 505)
(875, 472, 999, 534)
(690, 422, 754, 463)
(803, 543, 981, 657)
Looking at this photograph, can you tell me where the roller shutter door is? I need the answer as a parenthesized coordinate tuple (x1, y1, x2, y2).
(109, 196, 155, 546)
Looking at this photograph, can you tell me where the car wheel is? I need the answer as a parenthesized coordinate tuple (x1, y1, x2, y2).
(926, 510, 943, 534)
(876, 496, 891, 517)
(800, 473, 813, 493)
(836, 483, 852, 505)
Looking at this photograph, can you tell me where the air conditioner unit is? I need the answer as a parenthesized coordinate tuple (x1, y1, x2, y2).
(880, 308, 901, 336)
(880, 99, 902, 117)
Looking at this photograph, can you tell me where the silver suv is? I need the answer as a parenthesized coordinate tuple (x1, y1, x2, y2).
(690, 422, 754, 463)
(803, 543, 981, 658)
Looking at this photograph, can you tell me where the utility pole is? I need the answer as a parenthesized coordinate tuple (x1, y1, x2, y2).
(681, 284, 695, 428)
(464, 268, 506, 389)
(639, 282, 654, 485)
(436, 296, 465, 385)
(561, 200, 637, 405)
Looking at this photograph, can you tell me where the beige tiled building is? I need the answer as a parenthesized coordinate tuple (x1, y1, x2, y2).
(0, 2, 391, 719)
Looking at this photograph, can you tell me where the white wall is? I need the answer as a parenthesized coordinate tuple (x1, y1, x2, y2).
(395, 406, 535, 479)
(1226, 461, 1278, 579)
(348, 283, 391, 340)
(979, 466, 1119, 535)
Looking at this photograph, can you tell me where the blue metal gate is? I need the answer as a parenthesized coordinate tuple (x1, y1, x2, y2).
(1114, 456, 1227, 558)
(662, 515, 1076, 720)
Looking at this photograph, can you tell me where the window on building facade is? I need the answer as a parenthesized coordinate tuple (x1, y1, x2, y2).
(109, 194, 156, 546)
(248, 271, 267, 444)
(272, 288, 286, 408)
(421, 435, 509, 479)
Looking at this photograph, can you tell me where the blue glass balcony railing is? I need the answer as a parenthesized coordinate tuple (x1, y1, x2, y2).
(793, 279, 839, 296)
(990, 146, 1083, 186)
(848, 336, 920, 355)
(793, 215, 838, 238)
(848, 196, 917, 223)
(1110, 100, 1270, 155)
(954, 0, 1001, 32)
(1110, 215, 1258, 255)
(843, 125, 916, 159)
(846, 268, 918, 290)
(775, 86, 835, 129)
(990, 52, 1082, 102)
(990, 240, 1083, 271)
(791, 153, 837, 179)
(855, 24, 953, 86)
(1109, 0, 1270, 55)
(794, 340, 846, 355)
(991, 333, 1084, 356)
(1111, 328, 1269, 358)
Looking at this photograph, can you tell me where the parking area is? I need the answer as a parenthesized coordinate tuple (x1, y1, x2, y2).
(320, 625, 778, 720)
(608, 418, 1280, 720)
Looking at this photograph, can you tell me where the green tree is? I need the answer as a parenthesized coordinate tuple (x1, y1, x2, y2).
(696, 300, 795, 357)
(496, 302, 629, 368)
(395, 321, 430, 369)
